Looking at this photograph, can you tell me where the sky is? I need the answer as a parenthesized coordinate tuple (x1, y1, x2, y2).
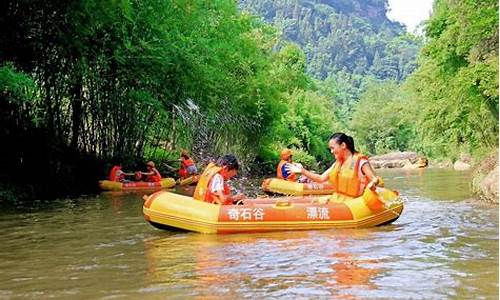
(386, 0, 434, 33)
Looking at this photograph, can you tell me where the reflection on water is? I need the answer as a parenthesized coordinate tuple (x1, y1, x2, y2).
(0, 168, 497, 299)
(329, 251, 380, 290)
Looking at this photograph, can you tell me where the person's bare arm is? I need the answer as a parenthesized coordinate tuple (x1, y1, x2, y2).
(212, 191, 225, 205)
(232, 193, 245, 202)
(361, 163, 379, 189)
(211, 191, 245, 205)
(300, 165, 332, 183)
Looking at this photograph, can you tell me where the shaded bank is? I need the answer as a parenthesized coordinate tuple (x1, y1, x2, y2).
(0, 98, 104, 202)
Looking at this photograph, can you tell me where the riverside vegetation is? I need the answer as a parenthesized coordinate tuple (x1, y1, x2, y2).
(0, 0, 497, 202)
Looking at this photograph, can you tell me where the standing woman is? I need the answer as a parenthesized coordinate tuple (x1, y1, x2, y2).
(300, 133, 380, 200)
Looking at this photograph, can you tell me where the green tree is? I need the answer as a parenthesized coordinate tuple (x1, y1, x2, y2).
(350, 81, 416, 154)
(404, 0, 498, 158)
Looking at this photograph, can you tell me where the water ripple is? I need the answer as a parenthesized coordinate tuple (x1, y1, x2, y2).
(0, 169, 497, 299)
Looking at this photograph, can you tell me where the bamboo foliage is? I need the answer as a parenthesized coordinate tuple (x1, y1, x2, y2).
(1, 0, 277, 161)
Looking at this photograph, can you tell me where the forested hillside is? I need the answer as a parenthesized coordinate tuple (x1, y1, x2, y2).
(239, 0, 421, 120)
(239, 0, 420, 79)
(241, 0, 498, 160)
(350, 0, 498, 159)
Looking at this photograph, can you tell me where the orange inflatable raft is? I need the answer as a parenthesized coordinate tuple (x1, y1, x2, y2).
(143, 187, 404, 234)
(262, 178, 335, 195)
(99, 178, 176, 191)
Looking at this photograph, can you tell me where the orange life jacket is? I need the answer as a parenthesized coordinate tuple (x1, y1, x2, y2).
(276, 160, 297, 181)
(328, 153, 368, 198)
(193, 163, 231, 204)
(205, 178, 231, 205)
(146, 168, 162, 182)
(109, 165, 123, 182)
(193, 163, 219, 201)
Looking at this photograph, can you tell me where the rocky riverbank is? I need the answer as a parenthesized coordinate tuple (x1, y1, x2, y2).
(470, 150, 499, 204)
(370, 150, 498, 204)
(369, 152, 426, 169)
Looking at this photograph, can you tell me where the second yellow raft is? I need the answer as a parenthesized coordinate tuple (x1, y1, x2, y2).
(261, 178, 335, 196)
(99, 178, 176, 191)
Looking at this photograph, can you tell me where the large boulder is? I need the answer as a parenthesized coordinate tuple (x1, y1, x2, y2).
(460, 153, 472, 164)
(432, 159, 453, 169)
(453, 153, 472, 171)
(471, 150, 499, 204)
(454, 161, 471, 171)
(369, 152, 420, 169)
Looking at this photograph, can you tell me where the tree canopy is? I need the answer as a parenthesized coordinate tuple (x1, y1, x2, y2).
(0, 0, 497, 201)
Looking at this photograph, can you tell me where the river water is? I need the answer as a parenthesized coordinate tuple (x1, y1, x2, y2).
(0, 168, 498, 299)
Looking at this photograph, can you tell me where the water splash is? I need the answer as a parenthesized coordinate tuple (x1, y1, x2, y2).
(170, 98, 261, 173)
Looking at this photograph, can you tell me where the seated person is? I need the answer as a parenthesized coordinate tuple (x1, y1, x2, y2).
(277, 149, 297, 181)
(179, 150, 198, 179)
(300, 132, 380, 198)
(277, 149, 309, 183)
(108, 163, 134, 182)
(139, 161, 162, 182)
(193, 154, 245, 205)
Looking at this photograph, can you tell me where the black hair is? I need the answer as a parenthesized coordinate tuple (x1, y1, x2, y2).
(217, 154, 239, 171)
(329, 132, 357, 153)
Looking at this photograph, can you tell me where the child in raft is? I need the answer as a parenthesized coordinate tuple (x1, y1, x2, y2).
(193, 154, 245, 205)
(108, 163, 135, 183)
(277, 148, 310, 183)
(138, 161, 162, 182)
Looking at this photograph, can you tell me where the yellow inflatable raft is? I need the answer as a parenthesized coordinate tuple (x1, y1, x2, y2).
(143, 187, 404, 234)
(176, 175, 199, 186)
(99, 178, 176, 191)
(262, 178, 335, 196)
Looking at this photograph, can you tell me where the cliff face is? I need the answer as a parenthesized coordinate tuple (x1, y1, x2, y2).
(318, 0, 388, 24)
(239, 0, 419, 80)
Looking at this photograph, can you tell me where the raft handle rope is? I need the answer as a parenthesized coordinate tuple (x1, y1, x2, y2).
(382, 195, 405, 218)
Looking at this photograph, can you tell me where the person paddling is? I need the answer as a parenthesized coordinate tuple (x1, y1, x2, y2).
(179, 150, 198, 179)
(139, 161, 162, 182)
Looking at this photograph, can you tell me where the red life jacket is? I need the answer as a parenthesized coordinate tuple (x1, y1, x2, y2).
(146, 168, 162, 182)
(179, 158, 195, 178)
(179, 168, 187, 178)
(276, 160, 297, 181)
(181, 158, 195, 167)
(109, 165, 124, 182)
